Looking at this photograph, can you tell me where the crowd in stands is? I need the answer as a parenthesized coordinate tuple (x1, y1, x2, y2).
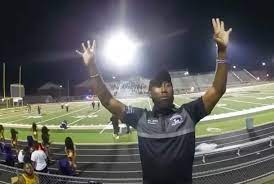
(107, 78, 148, 97)
(0, 123, 78, 183)
(105, 70, 263, 97)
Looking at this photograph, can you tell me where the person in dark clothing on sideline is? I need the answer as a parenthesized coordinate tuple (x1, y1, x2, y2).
(76, 18, 232, 184)
(91, 101, 95, 110)
(97, 101, 100, 109)
(37, 105, 41, 115)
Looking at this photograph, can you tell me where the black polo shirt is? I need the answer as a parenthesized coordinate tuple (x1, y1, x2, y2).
(121, 97, 208, 184)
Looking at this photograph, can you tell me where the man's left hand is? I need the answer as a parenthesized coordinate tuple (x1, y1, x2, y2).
(212, 18, 232, 51)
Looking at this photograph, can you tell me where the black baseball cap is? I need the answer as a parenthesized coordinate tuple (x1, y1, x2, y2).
(149, 70, 172, 90)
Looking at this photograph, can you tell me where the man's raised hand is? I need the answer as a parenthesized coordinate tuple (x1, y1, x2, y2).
(212, 18, 232, 51)
(76, 40, 96, 65)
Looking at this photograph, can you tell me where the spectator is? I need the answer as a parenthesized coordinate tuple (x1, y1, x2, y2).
(17, 163, 39, 184)
(65, 137, 77, 170)
(27, 136, 35, 152)
(41, 126, 50, 159)
(31, 143, 48, 173)
(0, 125, 4, 153)
(23, 146, 32, 164)
(17, 148, 25, 168)
(10, 128, 18, 153)
(3, 144, 15, 166)
(32, 123, 38, 141)
(58, 158, 76, 176)
(0, 124, 4, 141)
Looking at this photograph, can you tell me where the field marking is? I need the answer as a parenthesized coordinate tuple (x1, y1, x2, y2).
(237, 94, 274, 100)
(174, 103, 180, 108)
(1, 103, 87, 124)
(216, 106, 238, 112)
(0, 112, 30, 120)
(37, 106, 91, 124)
(69, 109, 103, 126)
(99, 121, 113, 134)
(222, 99, 269, 106)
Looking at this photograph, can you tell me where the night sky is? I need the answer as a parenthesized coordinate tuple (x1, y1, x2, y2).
(0, 0, 273, 94)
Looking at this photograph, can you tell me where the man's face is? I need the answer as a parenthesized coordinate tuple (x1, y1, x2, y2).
(149, 81, 174, 109)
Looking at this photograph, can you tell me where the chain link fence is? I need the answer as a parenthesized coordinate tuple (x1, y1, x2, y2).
(1, 158, 274, 184)
(1, 137, 274, 183)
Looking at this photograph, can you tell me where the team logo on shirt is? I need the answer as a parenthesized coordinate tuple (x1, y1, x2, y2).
(170, 114, 184, 126)
(147, 119, 158, 124)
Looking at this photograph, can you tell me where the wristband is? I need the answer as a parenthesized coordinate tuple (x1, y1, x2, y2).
(216, 59, 229, 64)
(90, 74, 99, 78)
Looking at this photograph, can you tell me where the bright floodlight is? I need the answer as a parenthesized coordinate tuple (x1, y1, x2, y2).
(104, 31, 137, 66)
(262, 62, 266, 66)
(233, 65, 236, 69)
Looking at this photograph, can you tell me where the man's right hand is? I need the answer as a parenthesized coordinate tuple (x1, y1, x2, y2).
(76, 40, 96, 66)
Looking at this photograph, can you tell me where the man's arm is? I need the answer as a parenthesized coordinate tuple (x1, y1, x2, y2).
(76, 40, 126, 119)
(202, 18, 232, 114)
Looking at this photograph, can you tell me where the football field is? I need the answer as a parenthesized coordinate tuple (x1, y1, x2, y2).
(1, 82, 274, 144)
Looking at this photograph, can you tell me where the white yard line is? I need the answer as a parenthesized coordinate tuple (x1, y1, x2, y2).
(216, 106, 238, 112)
(237, 94, 274, 100)
(0, 112, 29, 120)
(222, 99, 269, 106)
(174, 103, 180, 108)
(2, 104, 87, 124)
(37, 106, 90, 124)
(99, 121, 113, 134)
(69, 109, 103, 126)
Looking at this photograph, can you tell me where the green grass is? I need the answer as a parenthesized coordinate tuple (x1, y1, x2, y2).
(1, 82, 274, 143)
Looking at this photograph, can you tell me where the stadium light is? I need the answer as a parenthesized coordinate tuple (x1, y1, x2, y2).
(266, 74, 269, 77)
(262, 62, 266, 66)
(112, 76, 116, 79)
(233, 65, 236, 69)
(103, 31, 138, 67)
(59, 85, 63, 88)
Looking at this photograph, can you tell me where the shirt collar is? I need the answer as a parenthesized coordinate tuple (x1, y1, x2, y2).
(152, 104, 177, 117)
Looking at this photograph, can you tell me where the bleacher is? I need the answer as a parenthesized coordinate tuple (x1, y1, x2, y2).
(104, 69, 261, 97)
